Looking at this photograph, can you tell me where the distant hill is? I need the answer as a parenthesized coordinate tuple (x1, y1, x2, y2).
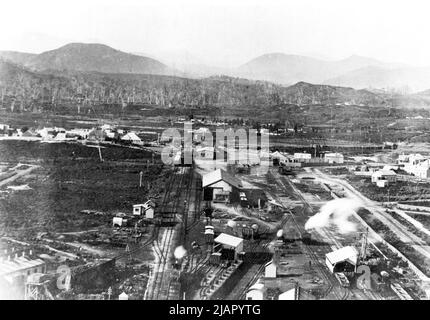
(281, 81, 387, 106)
(235, 53, 399, 86)
(1, 43, 173, 76)
(324, 66, 430, 92)
(0, 59, 63, 83)
(417, 88, 430, 97)
(0, 51, 36, 66)
(134, 50, 231, 78)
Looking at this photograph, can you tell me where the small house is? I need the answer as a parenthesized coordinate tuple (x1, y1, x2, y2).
(214, 233, 244, 260)
(264, 260, 277, 278)
(113, 217, 129, 227)
(133, 200, 155, 219)
(245, 281, 266, 300)
(324, 152, 344, 164)
(278, 287, 298, 300)
(118, 292, 129, 300)
(293, 152, 311, 163)
(371, 169, 397, 186)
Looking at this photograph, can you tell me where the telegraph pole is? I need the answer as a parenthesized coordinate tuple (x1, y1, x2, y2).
(139, 171, 143, 188)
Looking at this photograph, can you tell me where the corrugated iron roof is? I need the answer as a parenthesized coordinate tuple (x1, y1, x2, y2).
(202, 169, 241, 189)
(214, 233, 243, 248)
(0, 257, 45, 276)
(325, 246, 358, 265)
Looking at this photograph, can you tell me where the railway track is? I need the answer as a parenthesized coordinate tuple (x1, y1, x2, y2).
(186, 174, 203, 233)
(270, 169, 344, 299)
(199, 266, 226, 300)
(146, 167, 192, 300)
(238, 263, 266, 300)
(149, 166, 199, 300)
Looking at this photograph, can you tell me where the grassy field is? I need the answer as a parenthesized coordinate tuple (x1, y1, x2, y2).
(0, 140, 167, 237)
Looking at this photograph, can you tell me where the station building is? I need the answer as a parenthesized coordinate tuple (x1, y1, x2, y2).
(325, 246, 358, 273)
(202, 169, 242, 203)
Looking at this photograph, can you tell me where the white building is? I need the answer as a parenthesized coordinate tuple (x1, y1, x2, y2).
(411, 161, 430, 179)
(278, 287, 297, 300)
(245, 281, 266, 300)
(133, 200, 155, 219)
(325, 246, 358, 273)
(66, 128, 90, 139)
(113, 216, 127, 227)
(293, 152, 312, 162)
(118, 292, 129, 300)
(121, 132, 142, 145)
(214, 233, 244, 260)
(371, 169, 397, 186)
(324, 152, 344, 164)
(264, 260, 277, 278)
(37, 127, 56, 139)
(398, 154, 430, 179)
(0, 254, 46, 284)
(398, 153, 425, 165)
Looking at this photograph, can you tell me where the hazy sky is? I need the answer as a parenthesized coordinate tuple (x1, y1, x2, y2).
(1, 0, 430, 67)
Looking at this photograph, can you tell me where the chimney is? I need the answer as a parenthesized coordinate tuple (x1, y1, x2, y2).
(21, 251, 25, 258)
(7, 255, 11, 261)
(273, 248, 280, 265)
(29, 250, 33, 256)
(14, 253, 18, 259)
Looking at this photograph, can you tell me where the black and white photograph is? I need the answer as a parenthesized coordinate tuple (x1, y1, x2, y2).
(1, 0, 430, 305)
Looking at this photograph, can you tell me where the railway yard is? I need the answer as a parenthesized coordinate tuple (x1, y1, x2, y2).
(1, 120, 430, 301)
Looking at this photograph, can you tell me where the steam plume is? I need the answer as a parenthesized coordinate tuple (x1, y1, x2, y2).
(174, 245, 187, 260)
(304, 198, 362, 234)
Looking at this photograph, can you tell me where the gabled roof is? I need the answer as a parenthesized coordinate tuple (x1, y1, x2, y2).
(271, 151, 287, 159)
(133, 200, 154, 209)
(325, 246, 358, 266)
(202, 169, 242, 188)
(278, 287, 296, 300)
(248, 280, 264, 292)
(372, 169, 396, 177)
(121, 132, 141, 141)
(214, 233, 243, 248)
(0, 256, 45, 276)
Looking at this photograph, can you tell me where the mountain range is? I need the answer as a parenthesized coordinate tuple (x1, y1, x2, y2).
(1, 42, 430, 94)
(3, 57, 430, 112)
(0, 43, 173, 76)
